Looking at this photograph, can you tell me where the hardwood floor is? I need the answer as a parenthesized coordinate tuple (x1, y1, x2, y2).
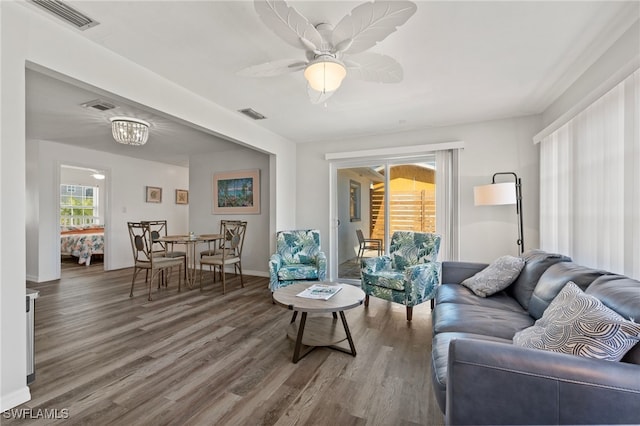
(11, 265, 444, 425)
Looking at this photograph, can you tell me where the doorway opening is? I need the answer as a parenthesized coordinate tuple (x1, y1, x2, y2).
(59, 164, 107, 272)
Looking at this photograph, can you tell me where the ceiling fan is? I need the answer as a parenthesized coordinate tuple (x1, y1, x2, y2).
(239, 0, 417, 104)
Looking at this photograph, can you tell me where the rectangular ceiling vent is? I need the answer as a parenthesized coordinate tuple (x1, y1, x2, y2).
(238, 108, 266, 120)
(81, 99, 116, 111)
(29, 0, 99, 31)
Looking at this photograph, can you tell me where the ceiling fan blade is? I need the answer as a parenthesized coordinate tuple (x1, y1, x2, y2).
(344, 52, 403, 83)
(254, 0, 324, 52)
(237, 59, 307, 77)
(307, 85, 336, 104)
(332, 1, 417, 55)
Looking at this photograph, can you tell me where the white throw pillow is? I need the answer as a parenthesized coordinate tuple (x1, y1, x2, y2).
(461, 255, 525, 297)
(513, 281, 640, 361)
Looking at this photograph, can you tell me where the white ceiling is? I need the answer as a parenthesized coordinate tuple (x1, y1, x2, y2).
(24, 1, 639, 166)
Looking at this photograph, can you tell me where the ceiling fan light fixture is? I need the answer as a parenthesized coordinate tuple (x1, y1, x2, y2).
(110, 116, 150, 146)
(304, 56, 347, 93)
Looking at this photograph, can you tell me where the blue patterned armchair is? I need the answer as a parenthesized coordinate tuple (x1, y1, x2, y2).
(361, 231, 441, 321)
(269, 229, 327, 292)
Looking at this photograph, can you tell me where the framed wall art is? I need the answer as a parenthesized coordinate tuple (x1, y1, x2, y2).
(213, 169, 260, 214)
(146, 186, 162, 203)
(176, 189, 189, 205)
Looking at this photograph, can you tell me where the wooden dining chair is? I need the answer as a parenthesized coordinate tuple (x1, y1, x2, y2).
(199, 220, 247, 294)
(127, 221, 183, 301)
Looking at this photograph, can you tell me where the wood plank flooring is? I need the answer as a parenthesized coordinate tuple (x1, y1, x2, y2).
(9, 265, 444, 425)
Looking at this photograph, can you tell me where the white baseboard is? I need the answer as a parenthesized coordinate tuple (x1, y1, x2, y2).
(1, 386, 31, 412)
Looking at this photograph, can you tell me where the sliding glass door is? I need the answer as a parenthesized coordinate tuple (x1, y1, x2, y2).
(336, 157, 437, 282)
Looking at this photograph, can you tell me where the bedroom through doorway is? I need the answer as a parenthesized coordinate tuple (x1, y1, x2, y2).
(59, 164, 107, 272)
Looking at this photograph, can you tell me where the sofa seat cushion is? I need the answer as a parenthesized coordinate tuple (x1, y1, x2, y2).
(277, 264, 318, 281)
(363, 270, 405, 291)
(436, 284, 527, 313)
(432, 303, 535, 339)
(431, 332, 512, 412)
(514, 282, 640, 361)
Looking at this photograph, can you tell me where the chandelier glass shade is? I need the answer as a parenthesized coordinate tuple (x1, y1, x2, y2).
(303, 55, 347, 93)
(110, 117, 150, 146)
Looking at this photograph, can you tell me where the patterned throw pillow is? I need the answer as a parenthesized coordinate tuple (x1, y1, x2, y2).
(513, 281, 640, 361)
(461, 255, 525, 297)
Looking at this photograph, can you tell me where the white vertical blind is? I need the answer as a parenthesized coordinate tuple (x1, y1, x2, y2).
(540, 69, 639, 278)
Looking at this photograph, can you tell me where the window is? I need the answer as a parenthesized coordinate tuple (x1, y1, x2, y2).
(60, 184, 100, 226)
(539, 68, 639, 278)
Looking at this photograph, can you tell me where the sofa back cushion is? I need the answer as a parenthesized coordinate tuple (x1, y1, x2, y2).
(528, 262, 607, 320)
(586, 275, 640, 365)
(507, 250, 572, 310)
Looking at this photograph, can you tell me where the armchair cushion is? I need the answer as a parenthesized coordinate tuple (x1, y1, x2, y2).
(277, 264, 319, 281)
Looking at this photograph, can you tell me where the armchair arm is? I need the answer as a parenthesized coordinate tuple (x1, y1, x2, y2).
(316, 251, 327, 281)
(404, 261, 441, 304)
(268, 254, 283, 290)
(446, 338, 640, 425)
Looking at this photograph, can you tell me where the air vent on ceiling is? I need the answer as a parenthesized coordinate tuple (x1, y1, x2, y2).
(81, 99, 116, 111)
(29, 0, 99, 31)
(238, 108, 266, 120)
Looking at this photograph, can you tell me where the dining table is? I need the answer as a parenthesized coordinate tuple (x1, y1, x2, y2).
(158, 233, 223, 289)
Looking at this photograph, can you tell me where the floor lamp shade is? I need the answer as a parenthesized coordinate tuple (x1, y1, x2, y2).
(473, 172, 524, 255)
(474, 182, 517, 206)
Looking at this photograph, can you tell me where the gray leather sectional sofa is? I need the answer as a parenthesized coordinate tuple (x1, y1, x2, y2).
(431, 250, 640, 425)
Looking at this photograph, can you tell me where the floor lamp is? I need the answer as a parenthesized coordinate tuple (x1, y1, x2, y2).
(474, 172, 524, 255)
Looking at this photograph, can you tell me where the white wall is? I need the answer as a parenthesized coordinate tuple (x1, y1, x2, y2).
(298, 115, 542, 267)
(542, 20, 640, 128)
(25, 140, 190, 282)
(189, 147, 270, 276)
(1, 2, 296, 410)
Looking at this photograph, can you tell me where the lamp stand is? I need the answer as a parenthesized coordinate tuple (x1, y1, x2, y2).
(492, 172, 524, 255)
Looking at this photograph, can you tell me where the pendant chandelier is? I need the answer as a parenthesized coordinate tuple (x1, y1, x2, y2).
(110, 117, 150, 146)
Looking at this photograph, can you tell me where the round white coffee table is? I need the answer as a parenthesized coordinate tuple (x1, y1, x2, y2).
(272, 282, 365, 363)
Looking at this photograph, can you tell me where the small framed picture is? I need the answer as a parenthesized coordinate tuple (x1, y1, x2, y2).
(176, 189, 189, 205)
(146, 186, 162, 203)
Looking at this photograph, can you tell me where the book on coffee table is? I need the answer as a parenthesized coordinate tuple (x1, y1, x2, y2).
(296, 284, 342, 300)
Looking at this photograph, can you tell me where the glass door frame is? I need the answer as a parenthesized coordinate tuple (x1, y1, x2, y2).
(329, 154, 437, 284)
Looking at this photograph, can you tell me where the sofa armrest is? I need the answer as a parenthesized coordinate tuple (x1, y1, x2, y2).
(441, 261, 488, 284)
(446, 338, 640, 425)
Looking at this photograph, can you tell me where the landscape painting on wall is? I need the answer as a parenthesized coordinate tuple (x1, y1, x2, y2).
(213, 169, 260, 214)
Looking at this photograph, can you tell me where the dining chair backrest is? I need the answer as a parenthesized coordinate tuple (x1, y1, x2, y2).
(143, 220, 171, 256)
(127, 221, 153, 263)
(356, 229, 365, 244)
(220, 220, 247, 257)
